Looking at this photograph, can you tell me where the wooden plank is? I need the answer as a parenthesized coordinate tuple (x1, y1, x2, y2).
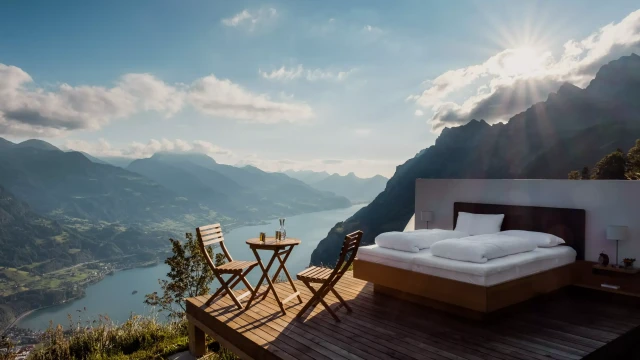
(190, 296, 307, 360)
(186, 273, 640, 360)
(198, 223, 221, 231)
(256, 283, 444, 360)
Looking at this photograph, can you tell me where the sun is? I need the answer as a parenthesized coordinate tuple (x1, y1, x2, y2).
(502, 47, 546, 76)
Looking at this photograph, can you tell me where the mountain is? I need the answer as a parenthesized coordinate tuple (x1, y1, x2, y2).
(284, 170, 331, 183)
(14, 139, 61, 151)
(0, 185, 91, 271)
(99, 156, 135, 168)
(310, 53, 640, 266)
(311, 172, 388, 203)
(76, 151, 112, 165)
(0, 145, 205, 225)
(127, 152, 351, 220)
(0, 138, 14, 149)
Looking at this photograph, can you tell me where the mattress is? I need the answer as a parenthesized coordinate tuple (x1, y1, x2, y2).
(358, 245, 430, 270)
(357, 245, 576, 287)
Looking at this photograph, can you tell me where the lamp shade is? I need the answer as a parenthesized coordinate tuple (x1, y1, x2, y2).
(606, 226, 628, 241)
(420, 211, 434, 222)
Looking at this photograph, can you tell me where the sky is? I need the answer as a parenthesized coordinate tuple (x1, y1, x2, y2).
(1, 0, 640, 177)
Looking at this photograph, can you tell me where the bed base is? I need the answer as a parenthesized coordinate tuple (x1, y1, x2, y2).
(353, 258, 574, 319)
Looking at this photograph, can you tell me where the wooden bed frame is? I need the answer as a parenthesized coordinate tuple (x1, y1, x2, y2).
(353, 202, 586, 318)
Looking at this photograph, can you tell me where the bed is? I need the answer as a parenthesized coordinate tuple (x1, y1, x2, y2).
(353, 202, 586, 318)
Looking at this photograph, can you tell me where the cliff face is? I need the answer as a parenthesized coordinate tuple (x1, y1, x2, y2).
(310, 54, 640, 266)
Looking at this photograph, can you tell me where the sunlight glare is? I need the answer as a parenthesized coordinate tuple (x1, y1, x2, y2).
(502, 47, 546, 76)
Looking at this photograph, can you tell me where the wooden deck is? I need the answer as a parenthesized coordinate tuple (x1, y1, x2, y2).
(186, 272, 640, 360)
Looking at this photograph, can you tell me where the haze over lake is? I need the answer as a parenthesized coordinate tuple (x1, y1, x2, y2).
(18, 204, 366, 331)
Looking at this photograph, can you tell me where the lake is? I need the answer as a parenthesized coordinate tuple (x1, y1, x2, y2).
(18, 204, 366, 331)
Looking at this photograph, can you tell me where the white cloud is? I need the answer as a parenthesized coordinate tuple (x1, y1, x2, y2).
(188, 74, 314, 123)
(354, 128, 372, 137)
(362, 25, 383, 34)
(65, 138, 393, 177)
(236, 156, 397, 178)
(221, 8, 277, 30)
(0, 63, 315, 136)
(259, 65, 355, 82)
(0, 64, 143, 136)
(117, 74, 185, 116)
(411, 9, 640, 131)
(259, 65, 304, 81)
(414, 109, 424, 116)
(64, 138, 234, 160)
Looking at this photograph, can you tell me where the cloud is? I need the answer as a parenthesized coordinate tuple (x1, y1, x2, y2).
(64, 138, 234, 159)
(354, 128, 371, 137)
(0, 64, 143, 136)
(237, 156, 398, 178)
(117, 74, 185, 116)
(414, 109, 424, 116)
(259, 65, 355, 82)
(221, 8, 277, 30)
(0, 63, 315, 136)
(188, 74, 314, 124)
(362, 25, 383, 34)
(430, 78, 564, 130)
(411, 9, 640, 131)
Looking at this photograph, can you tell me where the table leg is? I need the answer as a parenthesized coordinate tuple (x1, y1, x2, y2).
(261, 245, 302, 303)
(245, 248, 285, 314)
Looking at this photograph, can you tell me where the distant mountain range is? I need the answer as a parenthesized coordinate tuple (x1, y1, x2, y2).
(284, 170, 331, 184)
(311, 53, 640, 266)
(283, 170, 388, 203)
(0, 138, 351, 277)
(127, 152, 350, 220)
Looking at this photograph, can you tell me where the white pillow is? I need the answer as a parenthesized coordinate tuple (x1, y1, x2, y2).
(499, 230, 565, 248)
(454, 212, 504, 235)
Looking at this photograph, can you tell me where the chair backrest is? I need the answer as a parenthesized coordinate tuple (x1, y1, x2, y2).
(196, 223, 233, 270)
(328, 230, 363, 283)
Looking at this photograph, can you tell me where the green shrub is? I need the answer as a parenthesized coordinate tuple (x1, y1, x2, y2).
(27, 313, 236, 360)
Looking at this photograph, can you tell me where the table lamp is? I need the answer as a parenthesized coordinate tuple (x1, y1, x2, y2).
(607, 225, 628, 267)
(420, 211, 434, 229)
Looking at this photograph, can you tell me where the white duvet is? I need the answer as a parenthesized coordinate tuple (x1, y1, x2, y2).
(375, 229, 468, 253)
(430, 234, 537, 263)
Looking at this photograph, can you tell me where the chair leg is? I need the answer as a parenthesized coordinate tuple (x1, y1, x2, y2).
(298, 281, 340, 321)
(207, 273, 243, 309)
(206, 273, 234, 305)
(330, 287, 352, 312)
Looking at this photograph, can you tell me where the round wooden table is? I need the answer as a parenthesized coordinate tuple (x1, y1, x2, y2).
(245, 237, 302, 314)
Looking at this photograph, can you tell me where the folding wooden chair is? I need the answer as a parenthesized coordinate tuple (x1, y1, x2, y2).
(196, 223, 258, 309)
(296, 230, 363, 321)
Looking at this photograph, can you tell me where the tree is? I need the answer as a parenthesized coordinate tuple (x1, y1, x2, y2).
(591, 149, 627, 180)
(568, 171, 580, 180)
(580, 166, 590, 180)
(626, 139, 640, 180)
(144, 233, 224, 320)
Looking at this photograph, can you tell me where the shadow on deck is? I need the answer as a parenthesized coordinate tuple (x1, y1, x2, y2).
(186, 272, 640, 360)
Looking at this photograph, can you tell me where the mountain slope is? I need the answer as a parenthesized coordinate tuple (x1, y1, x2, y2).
(127, 153, 351, 219)
(284, 170, 331, 183)
(0, 146, 204, 224)
(76, 151, 112, 165)
(0, 186, 90, 270)
(14, 139, 60, 151)
(311, 53, 640, 266)
(311, 172, 388, 203)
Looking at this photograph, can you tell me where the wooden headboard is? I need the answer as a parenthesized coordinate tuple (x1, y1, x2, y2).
(453, 202, 586, 260)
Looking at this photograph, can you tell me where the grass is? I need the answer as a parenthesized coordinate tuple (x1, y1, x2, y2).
(27, 314, 237, 360)
(0, 263, 96, 296)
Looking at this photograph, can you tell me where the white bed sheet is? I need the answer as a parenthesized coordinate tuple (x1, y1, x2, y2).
(357, 245, 576, 287)
(358, 245, 429, 271)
